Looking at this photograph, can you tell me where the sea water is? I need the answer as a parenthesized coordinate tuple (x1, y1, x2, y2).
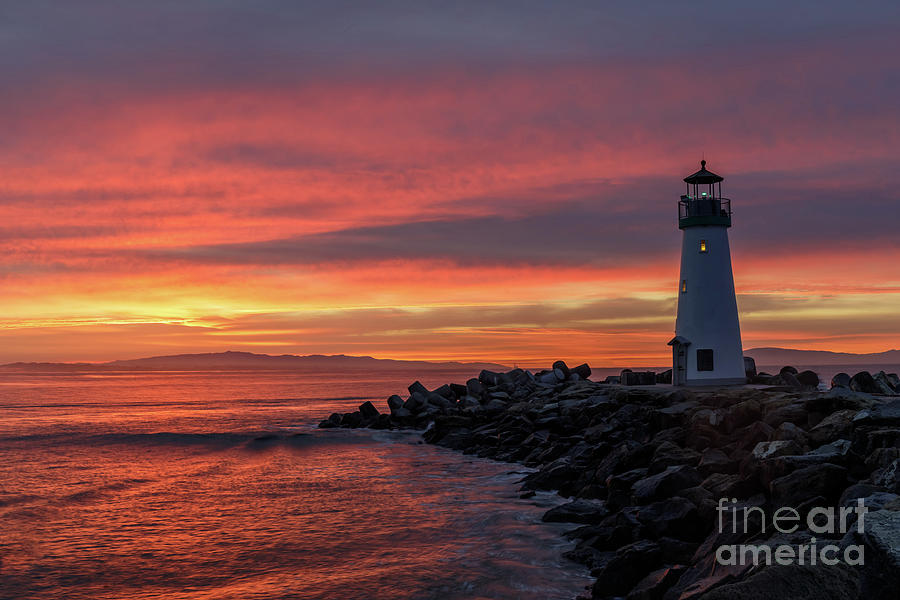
(0, 370, 593, 600)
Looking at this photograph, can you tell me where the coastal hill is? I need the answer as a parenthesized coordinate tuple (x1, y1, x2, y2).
(744, 346, 900, 366)
(0, 351, 510, 372)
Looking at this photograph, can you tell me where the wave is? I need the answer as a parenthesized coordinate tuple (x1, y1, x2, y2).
(1, 429, 385, 451)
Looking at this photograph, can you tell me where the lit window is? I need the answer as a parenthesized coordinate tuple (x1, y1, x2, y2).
(681, 279, 687, 293)
(700, 239, 707, 253)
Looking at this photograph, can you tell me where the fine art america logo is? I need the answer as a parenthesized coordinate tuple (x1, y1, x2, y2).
(715, 498, 868, 566)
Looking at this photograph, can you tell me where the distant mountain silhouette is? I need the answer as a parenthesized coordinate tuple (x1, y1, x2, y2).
(0, 351, 510, 372)
(745, 347, 900, 366)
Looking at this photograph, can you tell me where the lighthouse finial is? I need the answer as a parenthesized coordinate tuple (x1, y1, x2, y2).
(701, 159, 706, 169)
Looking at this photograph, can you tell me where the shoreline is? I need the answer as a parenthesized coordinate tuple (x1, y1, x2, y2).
(319, 362, 900, 599)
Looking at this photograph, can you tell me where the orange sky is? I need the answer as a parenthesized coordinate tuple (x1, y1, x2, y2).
(1, 4, 899, 365)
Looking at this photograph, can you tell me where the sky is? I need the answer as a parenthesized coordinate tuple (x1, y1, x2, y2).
(1, 1, 899, 366)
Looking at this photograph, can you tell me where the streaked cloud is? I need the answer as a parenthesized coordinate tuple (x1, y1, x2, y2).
(0, 2, 898, 363)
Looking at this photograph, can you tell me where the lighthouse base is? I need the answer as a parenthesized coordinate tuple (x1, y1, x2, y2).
(682, 376, 746, 387)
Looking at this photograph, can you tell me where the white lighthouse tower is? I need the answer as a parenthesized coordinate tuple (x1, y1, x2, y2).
(668, 160, 745, 386)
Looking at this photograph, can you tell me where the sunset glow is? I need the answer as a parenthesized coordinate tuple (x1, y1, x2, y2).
(2, 3, 899, 365)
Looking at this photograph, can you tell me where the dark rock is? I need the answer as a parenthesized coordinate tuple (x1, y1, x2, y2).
(449, 383, 468, 398)
(457, 395, 481, 411)
(743, 356, 757, 379)
(552, 360, 570, 380)
(874, 371, 897, 395)
(571, 363, 592, 380)
(845, 509, 900, 597)
(780, 365, 799, 376)
(657, 536, 701, 564)
(831, 372, 851, 388)
(698, 563, 861, 600)
(431, 384, 454, 399)
(648, 441, 701, 474)
(700, 472, 758, 500)
(408, 380, 428, 396)
(865, 447, 900, 472)
(633, 465, 703, 504)
(839, 483, 886, 507)
(808, 409, 857, 446)
(763, 400, 809, 428)
(770, 463, 848, 504)
(358, 401, 380, 420)
(482, 398, 508, 413)
(340, 411, 363, 428)
(780, 371, 803, 388)
(465, 377, 483, 397)
(752, 440, 803, 460)
(522, 457, 578, 491)
(636, 496, 705, 541)
(723, 398, 762, 432)
(478, 369, 506, 387)
(850, 371, 879, 394)
(771, 422, 809, 447)
(874, 458, 900, 493)
(318, 412, 343, 428)
(403, 392, 425, 412)
(591, 539, 661, 596)
(796, 370, 820, 387)
(653, 401, 699, 430)
(853, 398, 900, 427)
(698, 448, 735, 475)
(626, 565, 686, 600)
(387, 395, 404, 411)
(730, 421, 774, 453)
(542, 499, 609, 524)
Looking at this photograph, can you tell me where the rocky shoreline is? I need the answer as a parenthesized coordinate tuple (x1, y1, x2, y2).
(318, 362, 900, 599)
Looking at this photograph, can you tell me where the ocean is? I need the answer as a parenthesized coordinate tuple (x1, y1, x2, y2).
(0, 370, 593, 600)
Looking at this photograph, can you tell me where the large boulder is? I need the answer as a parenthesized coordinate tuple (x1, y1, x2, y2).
(808, 409, 857, 446)
(542, 499, 609, 524)
(697, 563, 861, 600)
(633, 465, 703, 504)
(571, 362, 592, 380)
(796, 370, 820, 387)
(743, 356, 757, 379)
(552, 360, 570, 380)
(752, 440, 803, 460)
(358, 400, 380, 420)
(770, 463, 848, 504)
(408, 380, 428, 396)
(636, 496, 706, 541)
(648, 441, 702, 474)
(387, 394, 404, 411)
(850, 371, 879, 394)
(874, 371, 898, 395)
(831, 372, 851, 388)
(592, 540, 662, 597)
(626, 565, 686, 600)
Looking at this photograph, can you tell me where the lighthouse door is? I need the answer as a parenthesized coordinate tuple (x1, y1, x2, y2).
(668, 336, 690, 386)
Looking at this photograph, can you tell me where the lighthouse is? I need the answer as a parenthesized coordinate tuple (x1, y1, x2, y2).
(668, 160, 746, 386)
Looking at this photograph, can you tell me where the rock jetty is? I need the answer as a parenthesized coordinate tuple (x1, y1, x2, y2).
(319, 362, 900, 599)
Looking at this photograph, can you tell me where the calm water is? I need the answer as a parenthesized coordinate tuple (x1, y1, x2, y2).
(0, 370, 593, 600)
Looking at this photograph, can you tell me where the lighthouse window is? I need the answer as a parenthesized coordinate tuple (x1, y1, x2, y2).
(697, 349, 714, 371)
(700, 240, 707, 253)
(681, 279, 687, 293)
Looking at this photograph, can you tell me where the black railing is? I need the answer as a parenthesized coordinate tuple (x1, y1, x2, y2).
(678, 195, 731, 228)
